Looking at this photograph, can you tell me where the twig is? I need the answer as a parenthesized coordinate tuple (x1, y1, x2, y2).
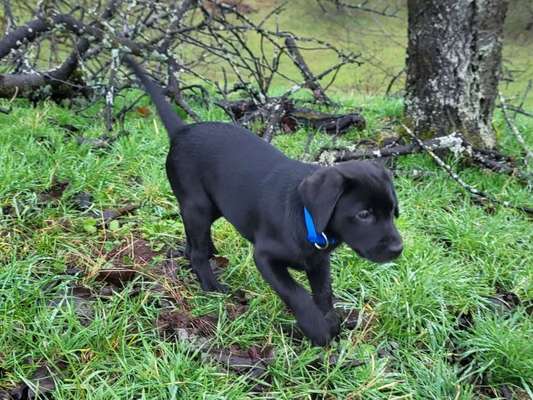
(3, 0, 16, 34)
(401, 124, 533, 215)
(262, 100, 285, 143)
(499, 93, 532, 168)
(283, 55, 360, 98)
(497, 104, 533, 118)
(513, 79, 532, 120)
(385, 67, 405, 96)
(285, 35, 330, 103)
(317, 0, 400, 17)
(105, 48, 121, 132)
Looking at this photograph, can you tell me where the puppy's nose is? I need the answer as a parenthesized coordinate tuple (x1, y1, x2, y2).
(388, 241, 403, 258)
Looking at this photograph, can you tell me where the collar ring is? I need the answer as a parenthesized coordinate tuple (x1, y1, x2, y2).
(313, 232, 330, 250)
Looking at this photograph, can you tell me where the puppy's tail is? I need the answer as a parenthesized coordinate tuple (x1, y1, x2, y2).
(123, 56, 185, 139)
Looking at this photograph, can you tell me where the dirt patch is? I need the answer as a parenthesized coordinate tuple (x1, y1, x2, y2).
(105, 238, 156, 268)
(38, 178, 69, 204)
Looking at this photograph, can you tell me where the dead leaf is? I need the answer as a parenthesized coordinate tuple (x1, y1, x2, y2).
(156, 257, 180, 282)
(156, 310, 191, 340)
(9, 361, 66, 400)
(156, 310, 217, 339)
(190, 314, 218, 337)
(95, 268, 138, 286)
(205, 344, 274, 378)
(155, 309, 275, 384)
(226, 289, 250, 319)
(136, 106, 151, 117)
(75, 135, 112, 149)
(100, 204, 139, 224)
(340, 308, 360, 330)
(106, 238, 156, 267)
(58, 123, 80, 133)
(484, 291, 521, 313)
(38, 178, 69, 203)
(210, 256, 229, 269)
(48, 285, 94, 325)
(1, 204, 14, 216)
(280, 115, 298, 133)
(71, 192, 93, 211)
(325, 353, 365, 369)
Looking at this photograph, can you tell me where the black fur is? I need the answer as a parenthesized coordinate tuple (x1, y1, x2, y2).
(125, 56, 403, 346)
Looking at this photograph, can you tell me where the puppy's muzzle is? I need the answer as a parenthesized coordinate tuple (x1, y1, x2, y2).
(364, 237, 403, 263)
(385, 239, 403, 260)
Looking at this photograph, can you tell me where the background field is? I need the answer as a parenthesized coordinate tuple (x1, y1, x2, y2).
(244, 0, 533, 104)
(1, 1, 532, 399)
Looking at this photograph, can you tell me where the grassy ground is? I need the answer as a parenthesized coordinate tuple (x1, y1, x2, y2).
(0, 92, 532, 399)
(1, 2, 533, 398)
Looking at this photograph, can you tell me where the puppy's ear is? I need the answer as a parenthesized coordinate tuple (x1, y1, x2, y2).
(384, 168, 400, 218)
(298, 167, 344, 233)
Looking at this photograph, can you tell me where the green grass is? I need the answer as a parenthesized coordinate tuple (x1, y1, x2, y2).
(0, 92, 532, 399)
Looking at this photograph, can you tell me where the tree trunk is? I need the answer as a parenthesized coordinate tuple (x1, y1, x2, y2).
(405, 0, 508, 149)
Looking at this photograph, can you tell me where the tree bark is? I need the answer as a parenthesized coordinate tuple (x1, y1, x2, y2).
(405, 0, 508, 149)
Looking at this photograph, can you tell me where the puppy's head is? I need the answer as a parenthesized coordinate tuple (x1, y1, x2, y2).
(299, 160, 402, 263)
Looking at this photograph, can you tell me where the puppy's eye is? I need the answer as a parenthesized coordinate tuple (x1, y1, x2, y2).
(356, 210, 372, 220)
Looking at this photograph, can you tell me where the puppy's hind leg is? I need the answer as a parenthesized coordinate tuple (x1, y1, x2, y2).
(181, 201, 226, 293)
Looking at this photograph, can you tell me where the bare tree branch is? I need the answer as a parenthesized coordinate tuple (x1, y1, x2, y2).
(499, 93, 532, 169)
(284, 36, 330, 103)
(401, 124, 533, 215)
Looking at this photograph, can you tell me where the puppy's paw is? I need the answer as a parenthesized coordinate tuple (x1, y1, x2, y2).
(325, 309, 341, 338)
(199, 279, 228, 293)
(298, 312, 332, 347)
(213, 282, 229, 293)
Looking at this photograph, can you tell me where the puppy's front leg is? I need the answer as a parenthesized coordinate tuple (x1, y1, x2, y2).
(254, 250, 332, 346)
(306, 262, 340, 338)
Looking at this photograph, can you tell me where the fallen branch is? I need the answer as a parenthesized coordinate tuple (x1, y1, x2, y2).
(317, 131, 532, 184)
(0, 1, 120, 100)
(318, 133, 464, 164)
(282, 108, 366, 134)
(218, 98, 366, 137)
(401, 124, 533, 215)
(262, 100, 285, 142)
(0, 15, 53, 59)
(0, 0, 363, 134)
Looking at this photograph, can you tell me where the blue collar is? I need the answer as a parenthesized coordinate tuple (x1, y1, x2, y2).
(304, 207, 336, 249)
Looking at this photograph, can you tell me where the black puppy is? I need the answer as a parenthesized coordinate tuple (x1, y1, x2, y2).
(125, 57, 403, 346)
